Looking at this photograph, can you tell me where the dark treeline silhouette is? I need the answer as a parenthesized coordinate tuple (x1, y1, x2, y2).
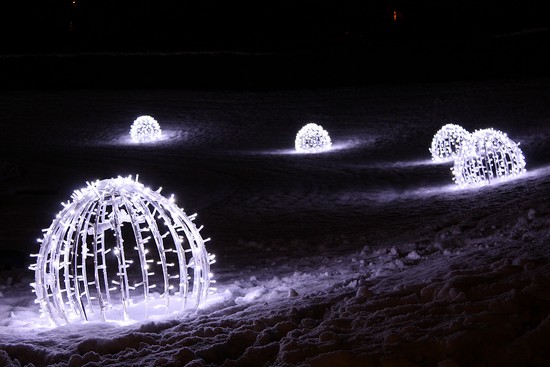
(1, 0, 549, 54)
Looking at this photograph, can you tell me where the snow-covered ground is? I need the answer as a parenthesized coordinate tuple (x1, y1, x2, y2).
(1, 78, 550, 366)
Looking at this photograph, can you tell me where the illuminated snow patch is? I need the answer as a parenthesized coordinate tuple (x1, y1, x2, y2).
(295, 123, 332, 153)
(109, 129, 182, 147)
(30, 176, 215, 326)
(130, 115, 162, 143)
(383, 159, 439, 168)
(452, 128, 526, 187)
(256, 140, 359, 156)
(430, 124, 470, 162)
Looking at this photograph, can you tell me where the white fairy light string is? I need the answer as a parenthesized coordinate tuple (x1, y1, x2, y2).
(452, 128, 526, 187)
(30, 176, 215, 325)
(295, 123, 332, 153)
(130, 115, 162, 143)
(430, 123, 470, 162)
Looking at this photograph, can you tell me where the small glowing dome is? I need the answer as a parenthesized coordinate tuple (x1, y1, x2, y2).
(430, 123, 470, 162)
(452, 128, 526, 187)
(31, 176, 214, 325)
(130, 115, 162, 143)
(295, 123, 332, 153)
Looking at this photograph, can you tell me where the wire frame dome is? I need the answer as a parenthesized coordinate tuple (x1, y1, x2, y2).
(130, 115, 162, 143)
(295, 123, 332, 153)
(30, 176, 215, 325)
(452, 128, 526, 187)
(430, 123, 470, 162)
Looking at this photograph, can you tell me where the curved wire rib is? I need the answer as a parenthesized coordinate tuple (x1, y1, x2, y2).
(430, 123, 470, 163)
(452, 128, 526, 187)
(31, 176, 214, 326)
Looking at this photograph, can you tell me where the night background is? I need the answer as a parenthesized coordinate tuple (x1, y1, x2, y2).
(1, 0, 549, 88)
(1, 1, 550, 367)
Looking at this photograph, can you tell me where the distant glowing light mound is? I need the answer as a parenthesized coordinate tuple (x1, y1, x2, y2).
(452, 128, 526, 187)
(295, 123, 332, 153)
(130, 115, 162, 143)
(430, 123, 470, 162)
(31, 176, 215, 326)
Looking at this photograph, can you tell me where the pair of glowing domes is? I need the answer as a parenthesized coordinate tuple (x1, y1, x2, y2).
(130, 116, 333, 153)
(430, 124, 526, 187)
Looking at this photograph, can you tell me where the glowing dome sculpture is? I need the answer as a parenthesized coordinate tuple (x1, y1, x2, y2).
(295, 123, 332, 153)
(130, 115, 162, 143)
(452, 128, 526, 187)
(430, 123, 470, 162)
(30, 176, 215, 325)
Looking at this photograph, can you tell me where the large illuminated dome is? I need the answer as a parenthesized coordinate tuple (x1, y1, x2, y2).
(130, 115, 162, 143)
(30, 176, 215, 325)
(430, 123, 470, 162)
(452, 128, 526, 187)
(295, 123, 332, 153)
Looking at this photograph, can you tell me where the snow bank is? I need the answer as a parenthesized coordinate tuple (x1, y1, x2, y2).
(1, 195, 549, 366)
(1, 78, 550, 366)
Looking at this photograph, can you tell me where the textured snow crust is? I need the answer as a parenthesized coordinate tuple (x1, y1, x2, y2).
(1, 78, 550, 366)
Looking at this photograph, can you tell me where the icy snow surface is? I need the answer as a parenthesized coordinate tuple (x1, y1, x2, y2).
(1, 78, 550, 366)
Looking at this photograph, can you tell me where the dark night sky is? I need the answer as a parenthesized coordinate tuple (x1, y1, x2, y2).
(0, 0, 549, 88)
(1, 0, 548, 53)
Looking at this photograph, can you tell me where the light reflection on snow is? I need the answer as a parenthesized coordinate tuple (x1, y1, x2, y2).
(518, 164, 550, 180)
(102, 129, 184, 147)
(370, 164, 550, 202)
(343, 184, 460, 204)
(376, 158, 440, 168)
(118, 129, 182, 146)
(6, 288, 230, 331)
(288, 141, 349, 155)
(9, 279, 281, 331)
(255, 139, 363, 156)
